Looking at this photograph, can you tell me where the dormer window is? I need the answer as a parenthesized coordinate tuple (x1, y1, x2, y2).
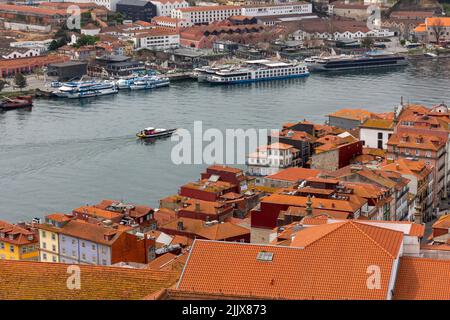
(0, 232, 4, 238)
(27, 235, 34, 241)
(402, 134, 409, 142)
(8, 234, 14, 240)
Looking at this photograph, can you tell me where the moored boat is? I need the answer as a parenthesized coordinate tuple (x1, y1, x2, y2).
(129, 75, 170, 90)
(205, 59, 309, 84)
(0, 96, 33, 111)
(53, 80, 118, 99)
(136, 127, 177, 139)
(306, 51, 408, 72)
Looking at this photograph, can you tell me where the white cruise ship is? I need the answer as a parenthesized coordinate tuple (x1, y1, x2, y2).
(205, 60, 309, 84)
(54, 80, 118, 99)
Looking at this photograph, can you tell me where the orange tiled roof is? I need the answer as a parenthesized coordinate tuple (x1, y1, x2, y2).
(432, 214, 450, 229)
(38, 219, 121, 245)
(328, 108, 376, 122)
(291, 221, 403, 258)
(73, 205, 122, 220)
(303, 217, 425, 237)
(0, 221, 37, 246)
(182, 198, 231, 215)
(265, 167, 321, 182)
(426, 17, 450, 28)
(394, 256, 450, 300)
(46, 213, 72, 223)
(0, 260, 179, 300)
(177, 227, 401, 299)
(387, 132, 446, 151)
(207, 164, 242, 174)
(262, 193, 364, 213)
(0, 55, 69, 70)
(360, 119, 394, 130)
(162, 217, 249, 240)
(382, 158, 431, 180)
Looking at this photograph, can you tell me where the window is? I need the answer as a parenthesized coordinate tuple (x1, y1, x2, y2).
(52, 256, 57, 262)
(52, 245, 56, 252)
(51, 233, 56, 240)
(377, 140, 383, 149)
(91, 244, 96, 251)
(0, 242, 4, 249)
(21, 246, 27, 254)
(81, 242, 85, 248)
(82, 253, 86, 260)
(42, 242, 47, 249)
(42, 253, 47, 261)
(9, 245, 14, 253)
(378, 132, 383, 139)
(42, 231, 46, 238)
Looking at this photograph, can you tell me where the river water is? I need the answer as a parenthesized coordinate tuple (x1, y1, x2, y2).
(1, 58, 449, 221)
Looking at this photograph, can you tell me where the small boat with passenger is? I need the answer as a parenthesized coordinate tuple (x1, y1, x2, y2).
(136, 127, 177, 139)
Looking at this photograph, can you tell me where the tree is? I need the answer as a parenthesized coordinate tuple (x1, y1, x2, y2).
(73, 35, 99, 48)
(14, 73, 27, 91)
(361, 37, 374, 49)
(0, 79, 6, 93)
(429, 18, 444, 44)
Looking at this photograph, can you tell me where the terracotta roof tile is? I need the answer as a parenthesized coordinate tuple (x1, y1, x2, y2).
(177, 228, 400, 299)
(0, 260, 179, 300)
(394, 256, 450, 300)
(265, 167, 321, 182)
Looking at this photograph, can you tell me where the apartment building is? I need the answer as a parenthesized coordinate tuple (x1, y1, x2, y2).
(37, 213, 155, 265)
(132, 28, 180, 50)
(241, 2, 312, 16)
(151, 0, 189, 16)
(247, 142, 301, 177)
(0, 221, 38, 261)
(171, 5, 242, 25)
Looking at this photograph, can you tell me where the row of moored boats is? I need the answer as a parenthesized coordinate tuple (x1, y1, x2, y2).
(52, 74, 170, 99)
(38, 51, 410, 100)
(193, 51, 408, 84)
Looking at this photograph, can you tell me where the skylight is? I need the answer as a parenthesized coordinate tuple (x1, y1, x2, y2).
(257, 251, 273, 262)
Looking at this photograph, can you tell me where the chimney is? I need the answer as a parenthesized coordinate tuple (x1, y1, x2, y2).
(305, 195, 313, 217)
(177, 220, 184, 231)
(414, 204, 422, 224)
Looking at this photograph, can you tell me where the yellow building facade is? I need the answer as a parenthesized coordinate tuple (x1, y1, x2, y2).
(0, 221, 39, 261)
(38, 228, 60, 263)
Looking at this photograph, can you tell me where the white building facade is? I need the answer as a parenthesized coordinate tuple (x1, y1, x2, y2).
(171, 5, 242, 25)
(247, 143, 300, 176)
(151, 0, 189, 16)
(359, 120, 394, 150)
(133, 30, 180, 50)
(242, 2, 312, 16)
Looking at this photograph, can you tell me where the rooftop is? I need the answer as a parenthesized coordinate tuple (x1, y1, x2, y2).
(177, 223, 400, 299)
(265, 167, 321, 182)
(0, 260, 179, 300)
(394, 256, 450, 300)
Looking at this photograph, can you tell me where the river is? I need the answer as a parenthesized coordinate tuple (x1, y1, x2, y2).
(1, 58, 449, 221)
